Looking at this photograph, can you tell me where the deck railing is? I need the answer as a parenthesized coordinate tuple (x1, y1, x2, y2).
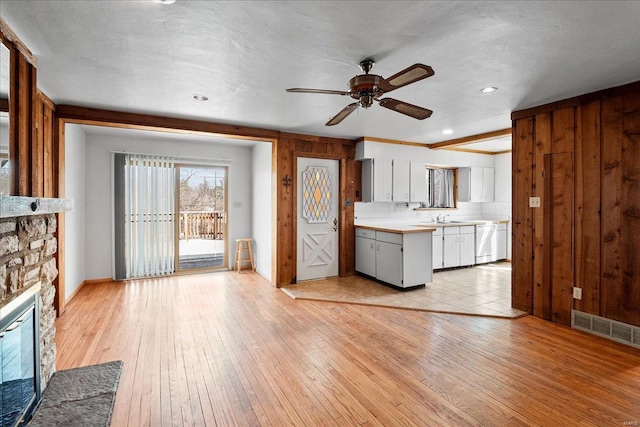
(180, 211, 224, 240)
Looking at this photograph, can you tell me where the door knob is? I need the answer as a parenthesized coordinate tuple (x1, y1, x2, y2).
(333, 218, 338, 232)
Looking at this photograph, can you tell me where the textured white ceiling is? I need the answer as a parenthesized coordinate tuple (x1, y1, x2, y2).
(1, 1, 639, 145)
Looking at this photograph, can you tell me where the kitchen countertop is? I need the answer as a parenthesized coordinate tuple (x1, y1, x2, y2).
(355, 223, 436, 234)
(355, 218, 509, 233)
(417, 219, 509, 227)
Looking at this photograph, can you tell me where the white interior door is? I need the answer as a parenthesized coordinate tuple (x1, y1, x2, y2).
(297, 157, 339, 281)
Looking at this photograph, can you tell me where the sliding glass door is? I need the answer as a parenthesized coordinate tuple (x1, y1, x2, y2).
(114, 155, 227, 280)
(176, 165, 227, 271)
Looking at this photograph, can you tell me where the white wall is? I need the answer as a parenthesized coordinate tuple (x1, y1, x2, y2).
(84, 131, 253, 280)
(64, 124, 86, 299)
(251, 142, 272, 282)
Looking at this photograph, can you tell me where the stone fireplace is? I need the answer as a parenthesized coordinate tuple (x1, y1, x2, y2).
(0, 196, 72, 424)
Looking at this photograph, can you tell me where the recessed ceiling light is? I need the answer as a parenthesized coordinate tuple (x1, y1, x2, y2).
(442, 129, 454, 135)
(153, 0, 176, 4)
(481, 86, 498, 93)
(193, 94, 209, 101)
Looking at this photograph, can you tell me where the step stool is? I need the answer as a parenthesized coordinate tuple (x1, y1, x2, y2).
(235, 238, 255, 273)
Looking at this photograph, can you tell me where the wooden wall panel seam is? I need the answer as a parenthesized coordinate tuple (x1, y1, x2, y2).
(514, 86, 640, 328)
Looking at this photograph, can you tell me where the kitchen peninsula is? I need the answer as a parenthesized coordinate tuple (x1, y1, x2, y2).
(354, 221, 435, 289)
(355, 217, 510, 290)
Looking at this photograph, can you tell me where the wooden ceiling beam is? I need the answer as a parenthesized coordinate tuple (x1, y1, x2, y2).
(55, 104, 279, 142)
(429, 128, 512, 150)
(0, 18, 37, 67)
(356, 136, 429, 148)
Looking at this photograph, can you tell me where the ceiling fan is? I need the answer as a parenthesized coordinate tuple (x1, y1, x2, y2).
(286, 59, 434, 126)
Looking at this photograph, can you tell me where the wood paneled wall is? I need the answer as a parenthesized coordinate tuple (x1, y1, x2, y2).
(512, 81, 640, 327)
(3, 34, 58, 198)
(2, 30, 65, 314)
(275, 133, 360, 286)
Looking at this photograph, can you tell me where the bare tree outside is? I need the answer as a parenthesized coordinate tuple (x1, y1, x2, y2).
(178, 166, 226, 270)
(179, 167, 225, 211)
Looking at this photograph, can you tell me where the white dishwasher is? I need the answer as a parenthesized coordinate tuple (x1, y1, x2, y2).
(475, 224, 497, 264)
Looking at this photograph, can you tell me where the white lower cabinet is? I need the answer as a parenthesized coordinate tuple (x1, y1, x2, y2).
(442, 226, 475, 268)
(497, 223, 507, 260)
(355, 228, 432, 288)
(355, 230, 376, 277)
(460, 227, 475, 266)
(376, 238, 404, 287)
(432, 227, 443, 269)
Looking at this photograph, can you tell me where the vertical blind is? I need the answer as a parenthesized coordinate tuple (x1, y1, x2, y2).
(114, 153, 175, 280)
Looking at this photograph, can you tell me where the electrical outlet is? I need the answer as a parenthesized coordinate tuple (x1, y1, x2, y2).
(232, 201, 242, 208)
(529, 197, 541, 208)
(573, 287, 583, 300)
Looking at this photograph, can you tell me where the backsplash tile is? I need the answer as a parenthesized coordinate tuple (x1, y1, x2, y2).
(354, 201, 510, 222)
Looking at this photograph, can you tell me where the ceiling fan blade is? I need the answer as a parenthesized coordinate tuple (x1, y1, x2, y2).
(378, 64, 434, 92)
(326, 103, 358, 126)
(286, 88, 350, 96)
(378, 98, 433, 120)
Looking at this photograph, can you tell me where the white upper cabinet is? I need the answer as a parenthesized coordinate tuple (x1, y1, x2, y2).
(392, 159, 410, 202)
(459, 166, 494, 203)
(362, 158, 393, 202)
(362, 158, 428, 203)
(409, 161, 427, 202)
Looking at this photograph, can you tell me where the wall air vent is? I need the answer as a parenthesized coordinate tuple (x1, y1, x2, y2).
(572, 310, 640, 349)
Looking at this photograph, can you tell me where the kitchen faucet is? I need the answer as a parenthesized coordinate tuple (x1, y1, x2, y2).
(436, 214, 449, 223)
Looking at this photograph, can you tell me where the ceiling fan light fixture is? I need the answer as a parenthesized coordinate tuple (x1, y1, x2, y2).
(481, 86, 498, 93)
(442, 129, 454, 135)
(286, 60, 435, 126)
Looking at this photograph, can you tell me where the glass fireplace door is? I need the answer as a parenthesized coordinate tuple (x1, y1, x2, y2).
(1, 299, 38, 427)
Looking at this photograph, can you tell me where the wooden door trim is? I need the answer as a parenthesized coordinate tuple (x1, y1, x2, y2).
(292, 152, 347, 283)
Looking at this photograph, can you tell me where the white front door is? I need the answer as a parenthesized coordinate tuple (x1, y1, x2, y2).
(296, 157, 339, 281)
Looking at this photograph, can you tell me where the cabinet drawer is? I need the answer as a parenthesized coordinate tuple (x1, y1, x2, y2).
(355, 228, 375, 239)
(443, 226, 460, 235)
(375, 231, 403, 245)
(460, 226, 475, 234)
(432, 227, 443, 236)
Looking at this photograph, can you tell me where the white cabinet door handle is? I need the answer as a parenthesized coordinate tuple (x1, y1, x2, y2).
(370, 242, 374, 249)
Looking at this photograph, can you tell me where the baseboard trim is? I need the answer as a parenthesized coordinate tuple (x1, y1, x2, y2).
(255, 268, 274, 286)
(84, 277, 114, 285)
(65, 277, 113, 304)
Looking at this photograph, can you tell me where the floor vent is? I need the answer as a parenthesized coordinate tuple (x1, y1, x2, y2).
(572, 310, 640, 349)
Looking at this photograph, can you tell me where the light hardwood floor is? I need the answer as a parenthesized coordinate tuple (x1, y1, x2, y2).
(55, 271, 640, 426)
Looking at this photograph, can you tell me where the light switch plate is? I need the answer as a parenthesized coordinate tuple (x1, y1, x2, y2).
(232, 201, 242, 208)
(529, 197, 541, 208)
(573, 287, 583, 300)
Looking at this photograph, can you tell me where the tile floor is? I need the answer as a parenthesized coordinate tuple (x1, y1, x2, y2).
(281, 262, 527, 318)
